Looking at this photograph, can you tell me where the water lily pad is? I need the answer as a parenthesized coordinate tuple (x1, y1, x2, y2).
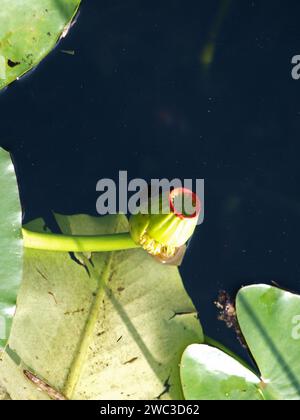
(181, 285, 300, 400)
(0, 148, 23, 348)
(236, 285, 300, 400)
(0, 0, 81, 90)
(181, 344, 263, 400)
(0, 213, 203, 400)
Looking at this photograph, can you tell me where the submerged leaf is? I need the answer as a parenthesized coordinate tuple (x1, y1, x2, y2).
(0, 0, 81, 90)
(0, 148, 23, 349)
(0, 214, 203, 400)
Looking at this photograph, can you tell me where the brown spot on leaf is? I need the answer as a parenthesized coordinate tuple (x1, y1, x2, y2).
(64, 308, 85, 316)
(7, 59, 20, 68)
(48, 292, 57, 305)
(124, 357, 138, 365)
(36, 268, 49, 283)
(259, 380, 268, 390)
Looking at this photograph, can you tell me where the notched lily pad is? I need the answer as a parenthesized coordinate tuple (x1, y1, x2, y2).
(181, 285, 300, 400)
(236, 285, 300, 400)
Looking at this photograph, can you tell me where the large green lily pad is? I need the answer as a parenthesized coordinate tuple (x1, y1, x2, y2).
(0, 214, 203, 400)
(0, 0, 81, 90)
(236, 285, 300, 400)
(0, 148, 23, 349)
(180, 285, 300, 400)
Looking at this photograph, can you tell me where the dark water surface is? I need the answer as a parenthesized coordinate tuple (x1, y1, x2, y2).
(1, 0, 300, 360)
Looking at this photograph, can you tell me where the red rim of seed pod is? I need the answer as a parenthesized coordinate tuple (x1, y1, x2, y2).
(169, 188, 201, 219)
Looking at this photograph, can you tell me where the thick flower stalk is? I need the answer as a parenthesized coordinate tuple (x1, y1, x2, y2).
(22, 228, 139, 253)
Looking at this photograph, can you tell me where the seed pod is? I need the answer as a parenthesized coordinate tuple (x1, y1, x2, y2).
(129, 188, 201, 261)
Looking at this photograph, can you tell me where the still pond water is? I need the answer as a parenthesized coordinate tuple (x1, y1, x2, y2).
(1, 0, 300, 360)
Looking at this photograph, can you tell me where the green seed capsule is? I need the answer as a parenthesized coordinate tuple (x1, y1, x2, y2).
(129, 188, 201, 260)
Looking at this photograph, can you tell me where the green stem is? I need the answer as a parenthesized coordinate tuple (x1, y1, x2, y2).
(22, 228, 140, 252)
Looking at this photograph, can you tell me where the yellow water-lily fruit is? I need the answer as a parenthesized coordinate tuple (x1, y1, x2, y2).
(129, 188, 201, 260)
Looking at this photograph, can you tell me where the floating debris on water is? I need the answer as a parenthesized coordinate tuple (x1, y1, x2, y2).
(60, 49, 76, 56)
